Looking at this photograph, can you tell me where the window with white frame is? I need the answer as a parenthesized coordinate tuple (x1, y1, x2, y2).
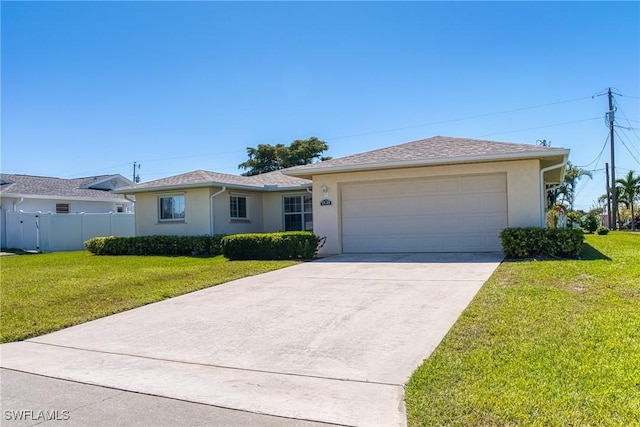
(159, 195, 185, 221)
(283, 194, 313, 231)
(56, 203, 70, 214)
(230, 195, 248, 220)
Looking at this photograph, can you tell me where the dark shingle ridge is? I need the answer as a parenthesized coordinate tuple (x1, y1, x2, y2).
(115, 136, 568, 192)
(287, 136, 566, 171)
(119, 169, 311, 192)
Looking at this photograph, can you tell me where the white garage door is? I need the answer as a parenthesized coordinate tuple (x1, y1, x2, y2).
(341, 173, 507, 253)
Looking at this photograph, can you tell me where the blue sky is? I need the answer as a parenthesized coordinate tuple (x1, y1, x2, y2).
(2, 1, 639, 211)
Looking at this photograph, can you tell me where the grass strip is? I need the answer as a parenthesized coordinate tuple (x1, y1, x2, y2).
(1, 252, 297, 343)
(406, 232, 640, 426)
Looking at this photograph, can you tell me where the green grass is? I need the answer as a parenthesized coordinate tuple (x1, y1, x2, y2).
(0, 252, 297, 343)
(406, 232, 640, 426)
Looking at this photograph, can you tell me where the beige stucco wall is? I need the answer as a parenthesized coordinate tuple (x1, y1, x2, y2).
(211, 189, 264, 235)
(135, 188, 212, 236)
(262, 192, 284, 232)
(311, 159, 542, 256)
(134, 187, 301, 236)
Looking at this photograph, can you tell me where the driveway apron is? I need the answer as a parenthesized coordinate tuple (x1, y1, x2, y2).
(0, 253, 502, 426)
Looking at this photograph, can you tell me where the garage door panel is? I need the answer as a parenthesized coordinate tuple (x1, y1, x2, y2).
(341, 174, 507, 253)
(343, 192, 506, 216)
(343, 198, 453, 217)
(343, 232, 501, 253)
(461, 174, 506, 193)
(460, 194, 507, 213)
(343, 215, 488, 235)
(342, 179, 460, 200)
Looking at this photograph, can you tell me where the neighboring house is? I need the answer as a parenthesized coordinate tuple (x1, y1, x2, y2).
(117, 136, 569, 256)
(0, 174, 134, 214)
(0, 174, 135, 249)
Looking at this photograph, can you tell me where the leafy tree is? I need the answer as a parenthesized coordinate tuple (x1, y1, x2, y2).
(582, 214, 599, 233)
(615, 170, 640, 230)
(238, 137, 330, 176)
(566, 211, 581, 228)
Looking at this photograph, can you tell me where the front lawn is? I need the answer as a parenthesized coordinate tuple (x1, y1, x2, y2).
(0, 252, 297, 343)
(406, 232, 640, 426)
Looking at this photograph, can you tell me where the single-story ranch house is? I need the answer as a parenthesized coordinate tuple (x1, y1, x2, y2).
(115, 136, 569, 256)
(0, 173, 134, 214)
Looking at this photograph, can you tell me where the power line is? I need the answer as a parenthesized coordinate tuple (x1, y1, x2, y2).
(474, 117, 601, 138)
(614, 128, 640, 165)
(61, 161, 135, 178)
(574, 134, 609, 168)
(141, 150, 246, 163)
(613, 97, 640, 144)
(327, 96, 593, 141)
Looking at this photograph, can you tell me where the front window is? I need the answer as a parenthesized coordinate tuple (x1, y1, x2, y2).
(159, 195, 185, 221)
(230, 195, 248, 220)
(284, 195, 313, 231)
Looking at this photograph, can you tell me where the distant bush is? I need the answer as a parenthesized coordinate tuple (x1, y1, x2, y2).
(596, 226, 610, 235)
(221, 232, 319, 260)
(582, 214, 599, 233)
(85, 235, 226, 256)
(566, 211, 582, 228)
(499, 227, 584, 258)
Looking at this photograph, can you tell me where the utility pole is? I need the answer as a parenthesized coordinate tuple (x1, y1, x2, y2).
(132, 162, 141, 184)
(607, 88, 617, 230)
(605, 162, 612, 229)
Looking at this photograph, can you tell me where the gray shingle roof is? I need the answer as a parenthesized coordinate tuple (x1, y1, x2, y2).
(113, 136, 569, 193)
(0, 174, 131, 201)
(284, 136, 569, 176)
(116, 170, 311, 193)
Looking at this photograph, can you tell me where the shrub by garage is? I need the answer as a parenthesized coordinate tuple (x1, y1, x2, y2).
(221, 231, 319, 260)
(499, 227, 584, 258)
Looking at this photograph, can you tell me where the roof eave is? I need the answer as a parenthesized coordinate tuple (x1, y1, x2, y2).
(114, 181, 311, 194)
(0, 193, 132, 203)
(283, 149, 571, 178)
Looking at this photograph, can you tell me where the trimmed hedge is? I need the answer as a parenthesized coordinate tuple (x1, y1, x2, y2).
(221, 231, 319, 260)
(596, 226, 610, 235)
(85, 235, 226, 256)
(499, 227, 584, 258)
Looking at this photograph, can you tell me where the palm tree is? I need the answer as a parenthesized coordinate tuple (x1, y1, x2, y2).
(616, 170, 640, 231)
(557, 163, 593, 211)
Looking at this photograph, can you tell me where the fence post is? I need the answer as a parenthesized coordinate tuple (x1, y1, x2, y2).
(35, 214, 40, 252)
(80, 212, 85, 245)
(19, 211, 24, 250)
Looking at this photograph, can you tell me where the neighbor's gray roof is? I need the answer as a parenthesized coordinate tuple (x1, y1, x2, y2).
(284, 136, 569, 177)
(115, 169, 312, 194)
(0, 174, 132, 201)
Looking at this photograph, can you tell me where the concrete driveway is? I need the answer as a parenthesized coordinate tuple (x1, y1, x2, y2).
(0, 253, 502, 426)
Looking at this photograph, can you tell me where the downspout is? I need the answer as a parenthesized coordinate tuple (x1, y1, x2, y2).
(539, 161, 567, 227)
(13, 197, 24, 212)
(210, 186, 227, 235)
(124, 195, 136, 213)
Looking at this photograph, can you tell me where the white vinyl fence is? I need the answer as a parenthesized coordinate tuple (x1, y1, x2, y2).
(3, 211, 135, 252)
